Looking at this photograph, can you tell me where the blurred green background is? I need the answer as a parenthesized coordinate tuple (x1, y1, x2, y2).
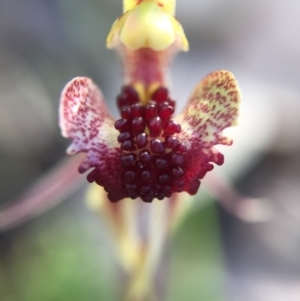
(1, 1, 300, 300)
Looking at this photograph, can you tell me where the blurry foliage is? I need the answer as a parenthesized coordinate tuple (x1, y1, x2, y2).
(0, 198, 117, 301)
(0, 199, 224, 301)
(169, 203, 224, 301)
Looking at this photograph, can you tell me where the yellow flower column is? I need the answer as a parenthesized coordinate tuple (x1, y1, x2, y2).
(107, 0, 188, 105)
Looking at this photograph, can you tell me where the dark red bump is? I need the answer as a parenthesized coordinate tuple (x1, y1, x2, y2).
(121, 154, 136, 166)
(136, 132, 148, 148)
(171, 153, 185, 166)
(155, 158, 167, 170)
(150, 139, 165, 154)
(177, 143, 187, 153)
(86, 171, 96, 182)
(163, 185, 171, 194)
(141, 194, 154, 203)
(115, 119, 130, 132)
(158, 174, 170, 183)
(154, 184, 162, 192)
(122, 86, 139, 105)
(158, 104, 174, 120)
(148, 116, 162, 136)
(132, 116, 145, 133)
(135, 160, 144, 169)
(139, 150, 152, 163)
(215, 153, 224, 165)
(145, 104, 157, 120)
(141, 170, 151, 182)
(174, 186, 184, 192)
(172, 167, 184, 178)
(125, 184, 137, 193)
(152, 87, 168, 103)
(164, 136, 179, 149)
(164, 120, 181, 134)
(174, 178, 185, 187)
(139, 185, 151, 195)
(118, 132, 132, 143)
(131, 103, 144, 117)
(121, 140, 134, 150)
(128, 192, 139, 199)
(188, 180, 200, 195)
(206, 163, 214, 171)
(121, 106, 132, 119)
(124, 170, 136, 182)
(157, 192, 165, 200)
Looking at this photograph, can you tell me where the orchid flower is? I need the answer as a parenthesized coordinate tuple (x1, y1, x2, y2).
(59, 0, 241, 204)
(58, 3, 241, 298)
(0, 2, 247, 300)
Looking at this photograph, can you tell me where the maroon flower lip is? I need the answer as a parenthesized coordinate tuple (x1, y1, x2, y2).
(114, 85, 188, 202)
(59, 70, 241, 203)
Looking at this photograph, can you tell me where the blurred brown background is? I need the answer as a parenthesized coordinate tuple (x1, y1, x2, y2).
(0, 1, 300, 300)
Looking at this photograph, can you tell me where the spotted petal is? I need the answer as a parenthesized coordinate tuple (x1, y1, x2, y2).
(176, 70, 241, 194)
(59, 77, 127, 202)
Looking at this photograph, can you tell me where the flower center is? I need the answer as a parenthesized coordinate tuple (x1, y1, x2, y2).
(114, 86, 186, 202)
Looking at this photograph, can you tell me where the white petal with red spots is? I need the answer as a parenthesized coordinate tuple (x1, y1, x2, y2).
(60, 77, 127, 202)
